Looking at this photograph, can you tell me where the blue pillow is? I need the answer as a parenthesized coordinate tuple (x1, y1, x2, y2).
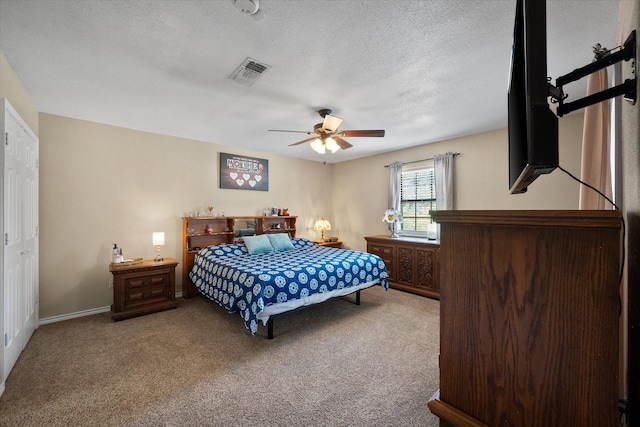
(267, 233, 295, 251)
(243, 235, 274, 254)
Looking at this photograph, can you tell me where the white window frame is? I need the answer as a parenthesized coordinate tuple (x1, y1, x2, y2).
(398, 159, 436, 238)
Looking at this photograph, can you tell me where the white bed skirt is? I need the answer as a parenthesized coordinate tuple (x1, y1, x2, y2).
(256, 279, 381, 325)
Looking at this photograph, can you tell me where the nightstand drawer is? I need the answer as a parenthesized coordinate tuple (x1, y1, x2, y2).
(125, 273, 168, 290)
(126, 284, 170, 305)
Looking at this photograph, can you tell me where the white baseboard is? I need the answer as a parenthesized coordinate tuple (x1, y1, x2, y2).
(39, 306, 111, 325)
(38, 294, 184, 325)
(0, 381, 5, 398)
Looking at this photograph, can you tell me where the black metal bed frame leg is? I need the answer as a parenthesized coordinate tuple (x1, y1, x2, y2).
(267, 317, 274, 339)
(265, 289, 363, 339)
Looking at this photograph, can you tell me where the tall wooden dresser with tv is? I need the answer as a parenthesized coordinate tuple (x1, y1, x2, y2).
(427, 210, 623, 426)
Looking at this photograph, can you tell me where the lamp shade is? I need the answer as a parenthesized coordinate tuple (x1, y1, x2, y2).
(310, 138, 326, 154)
(325, 137, 340, 153)
(152, 232, 165, 246)
(313, 218, 332, 232)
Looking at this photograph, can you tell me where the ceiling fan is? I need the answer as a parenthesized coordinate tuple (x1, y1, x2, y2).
(268, 109, 385, 154)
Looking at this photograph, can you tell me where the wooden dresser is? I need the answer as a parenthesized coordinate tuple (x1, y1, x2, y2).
(427, 210, 622, 427)
(110, 258, 179, 321)
(365, 235, 440, 299)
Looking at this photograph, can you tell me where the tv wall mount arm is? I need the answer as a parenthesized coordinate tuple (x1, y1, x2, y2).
(549, 30, 636, 117)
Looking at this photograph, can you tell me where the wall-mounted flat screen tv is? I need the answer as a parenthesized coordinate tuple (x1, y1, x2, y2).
(508, 0, 559, 194)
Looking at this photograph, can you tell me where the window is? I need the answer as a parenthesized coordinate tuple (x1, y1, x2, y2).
(400, 160, 436, 235)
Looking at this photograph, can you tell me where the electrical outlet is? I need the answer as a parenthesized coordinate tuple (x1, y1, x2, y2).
(108, 277, 113, 288)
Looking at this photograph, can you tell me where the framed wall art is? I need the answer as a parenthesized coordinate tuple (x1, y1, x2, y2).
(219, 152, 269, 191)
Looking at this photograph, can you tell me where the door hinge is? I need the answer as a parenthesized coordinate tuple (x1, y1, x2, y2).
(4, 333, 7, 347)
(4, 132, 8, 146)
(4, 232, 8, 246)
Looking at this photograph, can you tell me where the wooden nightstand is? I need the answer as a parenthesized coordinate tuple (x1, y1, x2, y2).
(110, 258, 179, 321)
(316, 240, 343, 248)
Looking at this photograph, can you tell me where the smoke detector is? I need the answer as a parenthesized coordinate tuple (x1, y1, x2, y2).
(233, 0, 259, 15)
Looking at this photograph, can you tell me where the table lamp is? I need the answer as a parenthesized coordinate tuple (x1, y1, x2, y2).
(153, 232, 165, 262)
(313, 217, 332, 241)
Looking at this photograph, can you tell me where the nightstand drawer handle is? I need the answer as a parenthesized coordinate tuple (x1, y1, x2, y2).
(142, 292, 151, 299)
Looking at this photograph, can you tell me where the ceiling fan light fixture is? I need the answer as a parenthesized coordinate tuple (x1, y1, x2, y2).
(269, 108, 385, 152)
(310, 138, 326, 154)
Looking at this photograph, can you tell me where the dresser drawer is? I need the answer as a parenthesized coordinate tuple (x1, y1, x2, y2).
(368, 244, 394, 265)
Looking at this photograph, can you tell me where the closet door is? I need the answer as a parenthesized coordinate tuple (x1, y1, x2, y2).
(19, 111, 38, 346)
(2, 99, 38, 382)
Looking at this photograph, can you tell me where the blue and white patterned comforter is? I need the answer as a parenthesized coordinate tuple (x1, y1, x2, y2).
(189, 238, 389, 335)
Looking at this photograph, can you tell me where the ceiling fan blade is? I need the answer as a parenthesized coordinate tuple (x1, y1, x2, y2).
(288, 136, 318, 146)
(340, 130, 385, 137)
(269, 129, 312, 134)
(322, 114, 343, 133)
(333, 136, 353, 149)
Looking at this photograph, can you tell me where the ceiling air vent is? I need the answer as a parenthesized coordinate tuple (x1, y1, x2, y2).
(229, 57, 271, 86)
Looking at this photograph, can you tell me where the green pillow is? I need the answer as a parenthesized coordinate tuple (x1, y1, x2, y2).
(243, 235, 274, 254)
(267, 233, 295, 251)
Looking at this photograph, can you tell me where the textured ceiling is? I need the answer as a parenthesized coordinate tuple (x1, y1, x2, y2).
(0, 0, 622, 163)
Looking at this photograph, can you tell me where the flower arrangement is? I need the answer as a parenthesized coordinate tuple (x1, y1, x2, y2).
(382, 208, 402, 238)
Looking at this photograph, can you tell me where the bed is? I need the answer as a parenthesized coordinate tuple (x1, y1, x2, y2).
(189, 236, 389, 338)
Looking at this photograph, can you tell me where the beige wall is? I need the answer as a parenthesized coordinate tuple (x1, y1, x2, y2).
(39, 114, 335, 318)
(38, 108, 585, 319)
(38, 110, 583, 318)
(333, 113, 584, 252)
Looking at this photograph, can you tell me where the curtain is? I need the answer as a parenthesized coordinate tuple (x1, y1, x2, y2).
(579, 68, 613, 209)
(388, 161, 403, 234)
(434, 153, 454, 210)
(388, 161, 402, 211)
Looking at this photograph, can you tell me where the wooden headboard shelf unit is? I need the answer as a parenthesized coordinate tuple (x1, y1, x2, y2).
(181, 216, 297, 298)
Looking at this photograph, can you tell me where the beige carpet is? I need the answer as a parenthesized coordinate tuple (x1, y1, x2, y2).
(0, 286, 440, 426)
